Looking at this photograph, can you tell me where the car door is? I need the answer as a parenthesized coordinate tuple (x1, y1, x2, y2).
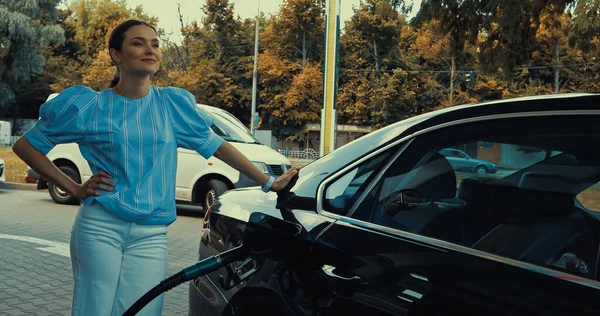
(309, 113, 600, 316)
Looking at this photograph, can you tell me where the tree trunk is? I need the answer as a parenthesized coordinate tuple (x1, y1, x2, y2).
(177, 4, 190, 68)
(449, 55, 455, 104)
(554, 43, 561, 94)
(302, 31, 307, 64)
(373, 38, 379, 72)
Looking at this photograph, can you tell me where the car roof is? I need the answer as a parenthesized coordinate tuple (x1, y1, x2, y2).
(198, 103, 224, 113)
(368, 92, 599, 147)
(405, 92, 599, 134)
(306, 93, 600, 175)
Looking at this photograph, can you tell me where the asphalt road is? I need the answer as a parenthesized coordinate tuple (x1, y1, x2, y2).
(0, 188, 205, 315)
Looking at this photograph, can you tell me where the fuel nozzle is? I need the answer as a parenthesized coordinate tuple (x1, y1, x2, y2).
(122, 246, 247, 316)
(123, 212, 306, 316)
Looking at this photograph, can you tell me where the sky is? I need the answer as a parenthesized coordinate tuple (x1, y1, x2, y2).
(127, 0, 363, 44)
(60, 0, 421, 44)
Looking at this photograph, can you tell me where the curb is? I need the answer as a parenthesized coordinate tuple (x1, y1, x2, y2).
(0, 181, 39, 191)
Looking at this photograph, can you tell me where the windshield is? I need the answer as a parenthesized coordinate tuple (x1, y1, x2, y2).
(208, 108, 260, 144)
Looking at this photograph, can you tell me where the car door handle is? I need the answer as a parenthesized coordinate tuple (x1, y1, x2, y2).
(395, 273, 430, 303)
(320, 265, 367, 284)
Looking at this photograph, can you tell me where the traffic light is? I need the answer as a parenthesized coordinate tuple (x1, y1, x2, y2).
(465, 70, 475, 85)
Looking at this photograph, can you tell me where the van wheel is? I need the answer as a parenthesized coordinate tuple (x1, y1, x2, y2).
(203, 179, 228, 211)
(49, 166, 80, 205)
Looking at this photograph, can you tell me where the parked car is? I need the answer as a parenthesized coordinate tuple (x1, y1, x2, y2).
(439, 148, 498, 175)
(191, 93, 600, 316)
(32, 93, 291, 211)
(0, 155, 5, 183)
(25, 166, 37, 183)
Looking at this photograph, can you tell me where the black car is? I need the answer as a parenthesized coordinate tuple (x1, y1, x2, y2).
(189, 93, 600, 316)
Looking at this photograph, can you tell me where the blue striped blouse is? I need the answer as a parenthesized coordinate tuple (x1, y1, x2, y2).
(24, 85, 225, 225)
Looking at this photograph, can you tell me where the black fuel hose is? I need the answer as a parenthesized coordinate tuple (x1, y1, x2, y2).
(122, 246, 246, 316)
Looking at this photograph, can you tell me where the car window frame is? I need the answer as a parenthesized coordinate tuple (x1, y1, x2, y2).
(315, 110, 600, 290)
(317, 138, 413, 218)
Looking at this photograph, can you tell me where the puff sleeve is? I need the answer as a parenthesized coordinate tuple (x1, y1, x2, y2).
(163, 87, 225, 158)
(23, 85, 98, 155)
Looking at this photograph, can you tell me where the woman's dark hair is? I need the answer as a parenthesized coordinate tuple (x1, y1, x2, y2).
(108, 19, 157, 88)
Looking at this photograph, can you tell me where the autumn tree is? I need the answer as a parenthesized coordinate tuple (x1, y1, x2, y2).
(342, 0, 404, 71)
(337, 69, 418, 128)
(257, 0, 326, 141)
(173, 0, 254, 123)
(567, 0, 600, 92)
(413, 0, 483, 103)
(404, 19, 478, 105)
(159, 5, 190, 75)
(62, 0, 159, 90)
(337, 0, 420, 127)
(569, 0, 600, 53)
(416, 0, 577, 82)
(69, 0, 158, 64)
(526, 9, 580, 93)
(262, 0, 325, 63)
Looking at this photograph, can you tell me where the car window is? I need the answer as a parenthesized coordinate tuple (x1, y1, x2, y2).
(209, 109, 260, 144)
(354, 137, 600, 281)
(577, 182, 600, 212)
(450, 150, 467, 158)
(323, 150, 393, 216)
(439, 149, 452, 157)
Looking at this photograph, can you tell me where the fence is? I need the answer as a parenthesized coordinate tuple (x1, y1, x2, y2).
(0, 136, 20, 147)
(278, 148, 319, 161)
(9, 136, 19, 146)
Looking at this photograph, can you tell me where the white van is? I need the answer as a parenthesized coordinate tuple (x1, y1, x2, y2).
(0, 120, 11, 146)
(36, 93, 291, 211)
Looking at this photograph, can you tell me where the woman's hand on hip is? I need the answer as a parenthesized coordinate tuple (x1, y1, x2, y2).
(73, 171, 116, 200)
(270, 167, 299, 192)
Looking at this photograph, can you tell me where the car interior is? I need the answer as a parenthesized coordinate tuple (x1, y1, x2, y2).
(367, 137, 600, 281)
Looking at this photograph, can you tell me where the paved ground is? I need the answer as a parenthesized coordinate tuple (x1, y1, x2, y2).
(0, 188, 205, 315)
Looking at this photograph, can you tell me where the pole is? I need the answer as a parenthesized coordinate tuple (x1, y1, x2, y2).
(320, 0, 340, 156)
(250, 0, 260, 134)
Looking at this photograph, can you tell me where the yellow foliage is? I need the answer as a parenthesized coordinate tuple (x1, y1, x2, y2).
(82, 50, 115, 90)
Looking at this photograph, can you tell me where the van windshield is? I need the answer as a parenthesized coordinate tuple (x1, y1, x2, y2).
(209, 109, 260, 144)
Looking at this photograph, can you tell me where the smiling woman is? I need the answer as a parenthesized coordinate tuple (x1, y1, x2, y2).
(107, 20, 161, 92)
(11, 18, 297, 316)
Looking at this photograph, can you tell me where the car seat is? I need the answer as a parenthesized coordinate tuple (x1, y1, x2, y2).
(371, 152, 458, 233)
(471, 172, 598, 278)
